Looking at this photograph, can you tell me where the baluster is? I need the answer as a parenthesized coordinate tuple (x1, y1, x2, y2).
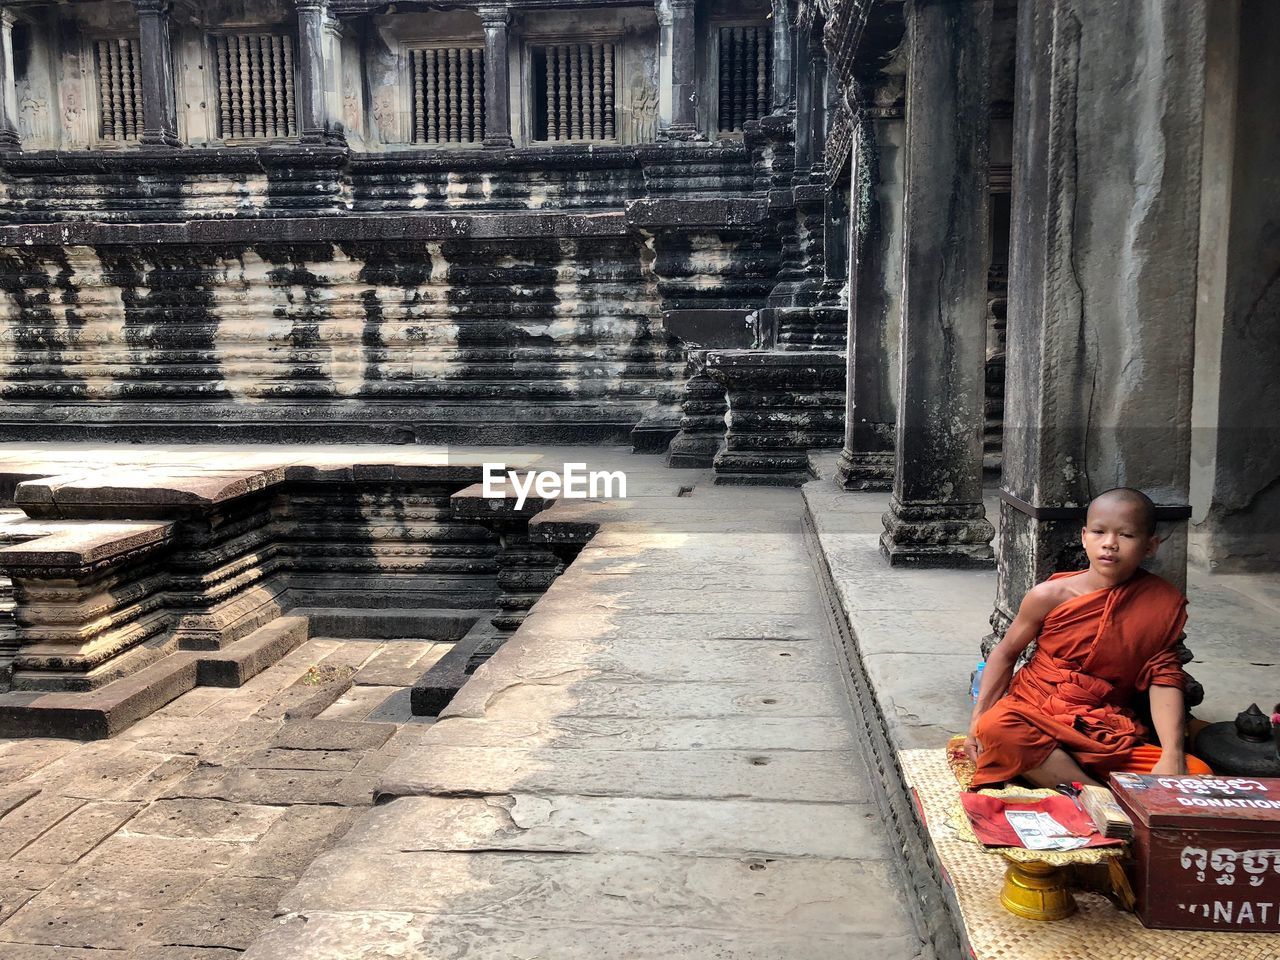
(590, 43, 602, 139)
(543, 47, 555, 140)
(424, 50, 437, 142)
(459, 47, 471, 142)
(238, 35, 252, 138)
(96, 41, 111, 140)
(445, 48, 457, 142)
(436, 49, 447, 142)
(132, 41, 144, 134)
(227, 37, 241, 138)
(744, 29, 756, 123)
(577, 44, 589, 140)
(108, 40, 124, 140)
(263, 37, 277, 137)
(283, 36, 296, 136)
(217, 38, 232, 138)
(251, 35, 265, 138)
(472, 49, 484, 142)
(410, 51, 422, 142)
(557, 46, 570, 140)
(119, 40, 135, 139)
(719, 29, 731, 131)
(603, 42, 614, 139)
(755, 27, 768, 119)
(271, 37, 285, 137)
(737, 28, 747, 129)
(573, 41, 583, 138)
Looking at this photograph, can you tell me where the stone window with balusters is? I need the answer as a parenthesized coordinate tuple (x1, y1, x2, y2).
(715, 23, 770, 134)
(529, 41, 617, 142)
(209, 32, 299, 141)
(91, 36, 144, 143)
(408, 45, 486, 145)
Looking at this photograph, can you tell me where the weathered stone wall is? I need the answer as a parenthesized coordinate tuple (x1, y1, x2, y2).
(1, 0, 789, 444)
(0, 228, 696, 442)
(1190, 0, 1280, 572)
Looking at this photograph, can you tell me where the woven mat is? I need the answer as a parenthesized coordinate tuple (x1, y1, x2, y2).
(901, 747, 1280, 960)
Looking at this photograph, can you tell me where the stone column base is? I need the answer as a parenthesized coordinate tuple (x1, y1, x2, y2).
(835, 448, 893, 491)
(667, 356, 728, 469)
(659, 123, 702, 141)
(712, 448, 814, 487)
(880, 496, 995, 568)
(704, 349, 845, 486)
(492, 528, 562, 631)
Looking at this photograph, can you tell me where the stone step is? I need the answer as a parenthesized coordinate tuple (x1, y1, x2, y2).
(410, 617, 507, 717)
(0, 615, 309, 740)
(197, 616, 310, 687)
(290, 607, 479, 641)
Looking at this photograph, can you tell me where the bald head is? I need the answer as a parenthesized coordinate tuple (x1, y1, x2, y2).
(1088, 488, 1157, 536)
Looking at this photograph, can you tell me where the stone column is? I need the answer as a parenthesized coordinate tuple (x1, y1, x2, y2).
(0, 10, 20, 151)
(880, 0, 994, 567)
(792, 26, 813, 177)
(836, 115, 905, 490)
(295, 0, 342, 144)
(1190, 0, 1280, 574)
(807, 29, 828, 179)
(770, 0, 793, 112)
(133, 0, 180, 147)
(480, 5, 513, 148)
(662, 0, 698, 139)
(991, 0, 1208, 632)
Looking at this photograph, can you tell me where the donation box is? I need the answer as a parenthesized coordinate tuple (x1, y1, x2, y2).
(1111, 773, 1280, 932)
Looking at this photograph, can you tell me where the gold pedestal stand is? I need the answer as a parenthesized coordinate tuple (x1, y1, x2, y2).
(1000, 856, 1077, 921)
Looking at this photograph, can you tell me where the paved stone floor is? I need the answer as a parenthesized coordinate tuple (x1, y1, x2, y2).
(0, 631, 449, 959)
(241, 468, 924, 959)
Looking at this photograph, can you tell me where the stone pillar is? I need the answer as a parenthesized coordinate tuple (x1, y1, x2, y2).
(480, 5, 513, 148)
(656, 1, 673, 130)
(133, 0, 180, 147)
(880, 0, 994, 567)
(770, 0, 793, 112)
(792, 26, 813, 177)
(295, 0, 342, 144)
(991, 0, 1208, 632)
(661, 0, 698, 139)
(1190, 0, 1280, 573)
(0, 10, 20, 151)
(836, 115, 905, 491)
(807, 29, 828, 179)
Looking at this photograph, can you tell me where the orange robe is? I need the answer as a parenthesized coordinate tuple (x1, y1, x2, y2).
(972, 568, 1205, 788)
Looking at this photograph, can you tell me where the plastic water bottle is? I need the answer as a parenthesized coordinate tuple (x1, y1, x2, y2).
(970, 661, 986, 703)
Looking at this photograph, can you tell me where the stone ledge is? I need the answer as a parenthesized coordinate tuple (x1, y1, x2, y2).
(15, 469, 288, 520)
(0, 519, 173, 567)
(0, 211, 633, 248)
(624, 197, 769, 229)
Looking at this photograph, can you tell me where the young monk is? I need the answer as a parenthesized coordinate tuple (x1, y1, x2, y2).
(966, 487, 1210, 789)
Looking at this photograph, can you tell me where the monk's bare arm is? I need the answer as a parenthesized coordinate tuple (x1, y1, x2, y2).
(1148, 685, 1188, 776)
(964, 583, 1064, 762)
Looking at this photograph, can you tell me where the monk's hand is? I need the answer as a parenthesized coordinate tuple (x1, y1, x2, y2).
(1150, 750, 1187, 777)
(964, 733, 981, 765)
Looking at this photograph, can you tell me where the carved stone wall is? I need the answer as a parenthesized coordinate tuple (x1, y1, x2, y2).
(0, 229, 692, 442)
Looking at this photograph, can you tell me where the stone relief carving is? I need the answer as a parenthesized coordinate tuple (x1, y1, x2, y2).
(631, 76, 658, 143)
(17, 91, 50, 142)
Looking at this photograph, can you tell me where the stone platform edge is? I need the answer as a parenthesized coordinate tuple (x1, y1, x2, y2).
(801, 482, 967, 960)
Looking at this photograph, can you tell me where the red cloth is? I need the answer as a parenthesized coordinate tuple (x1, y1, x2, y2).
(973, 569, 1191, 789)
(960, 792, 1124, 848)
